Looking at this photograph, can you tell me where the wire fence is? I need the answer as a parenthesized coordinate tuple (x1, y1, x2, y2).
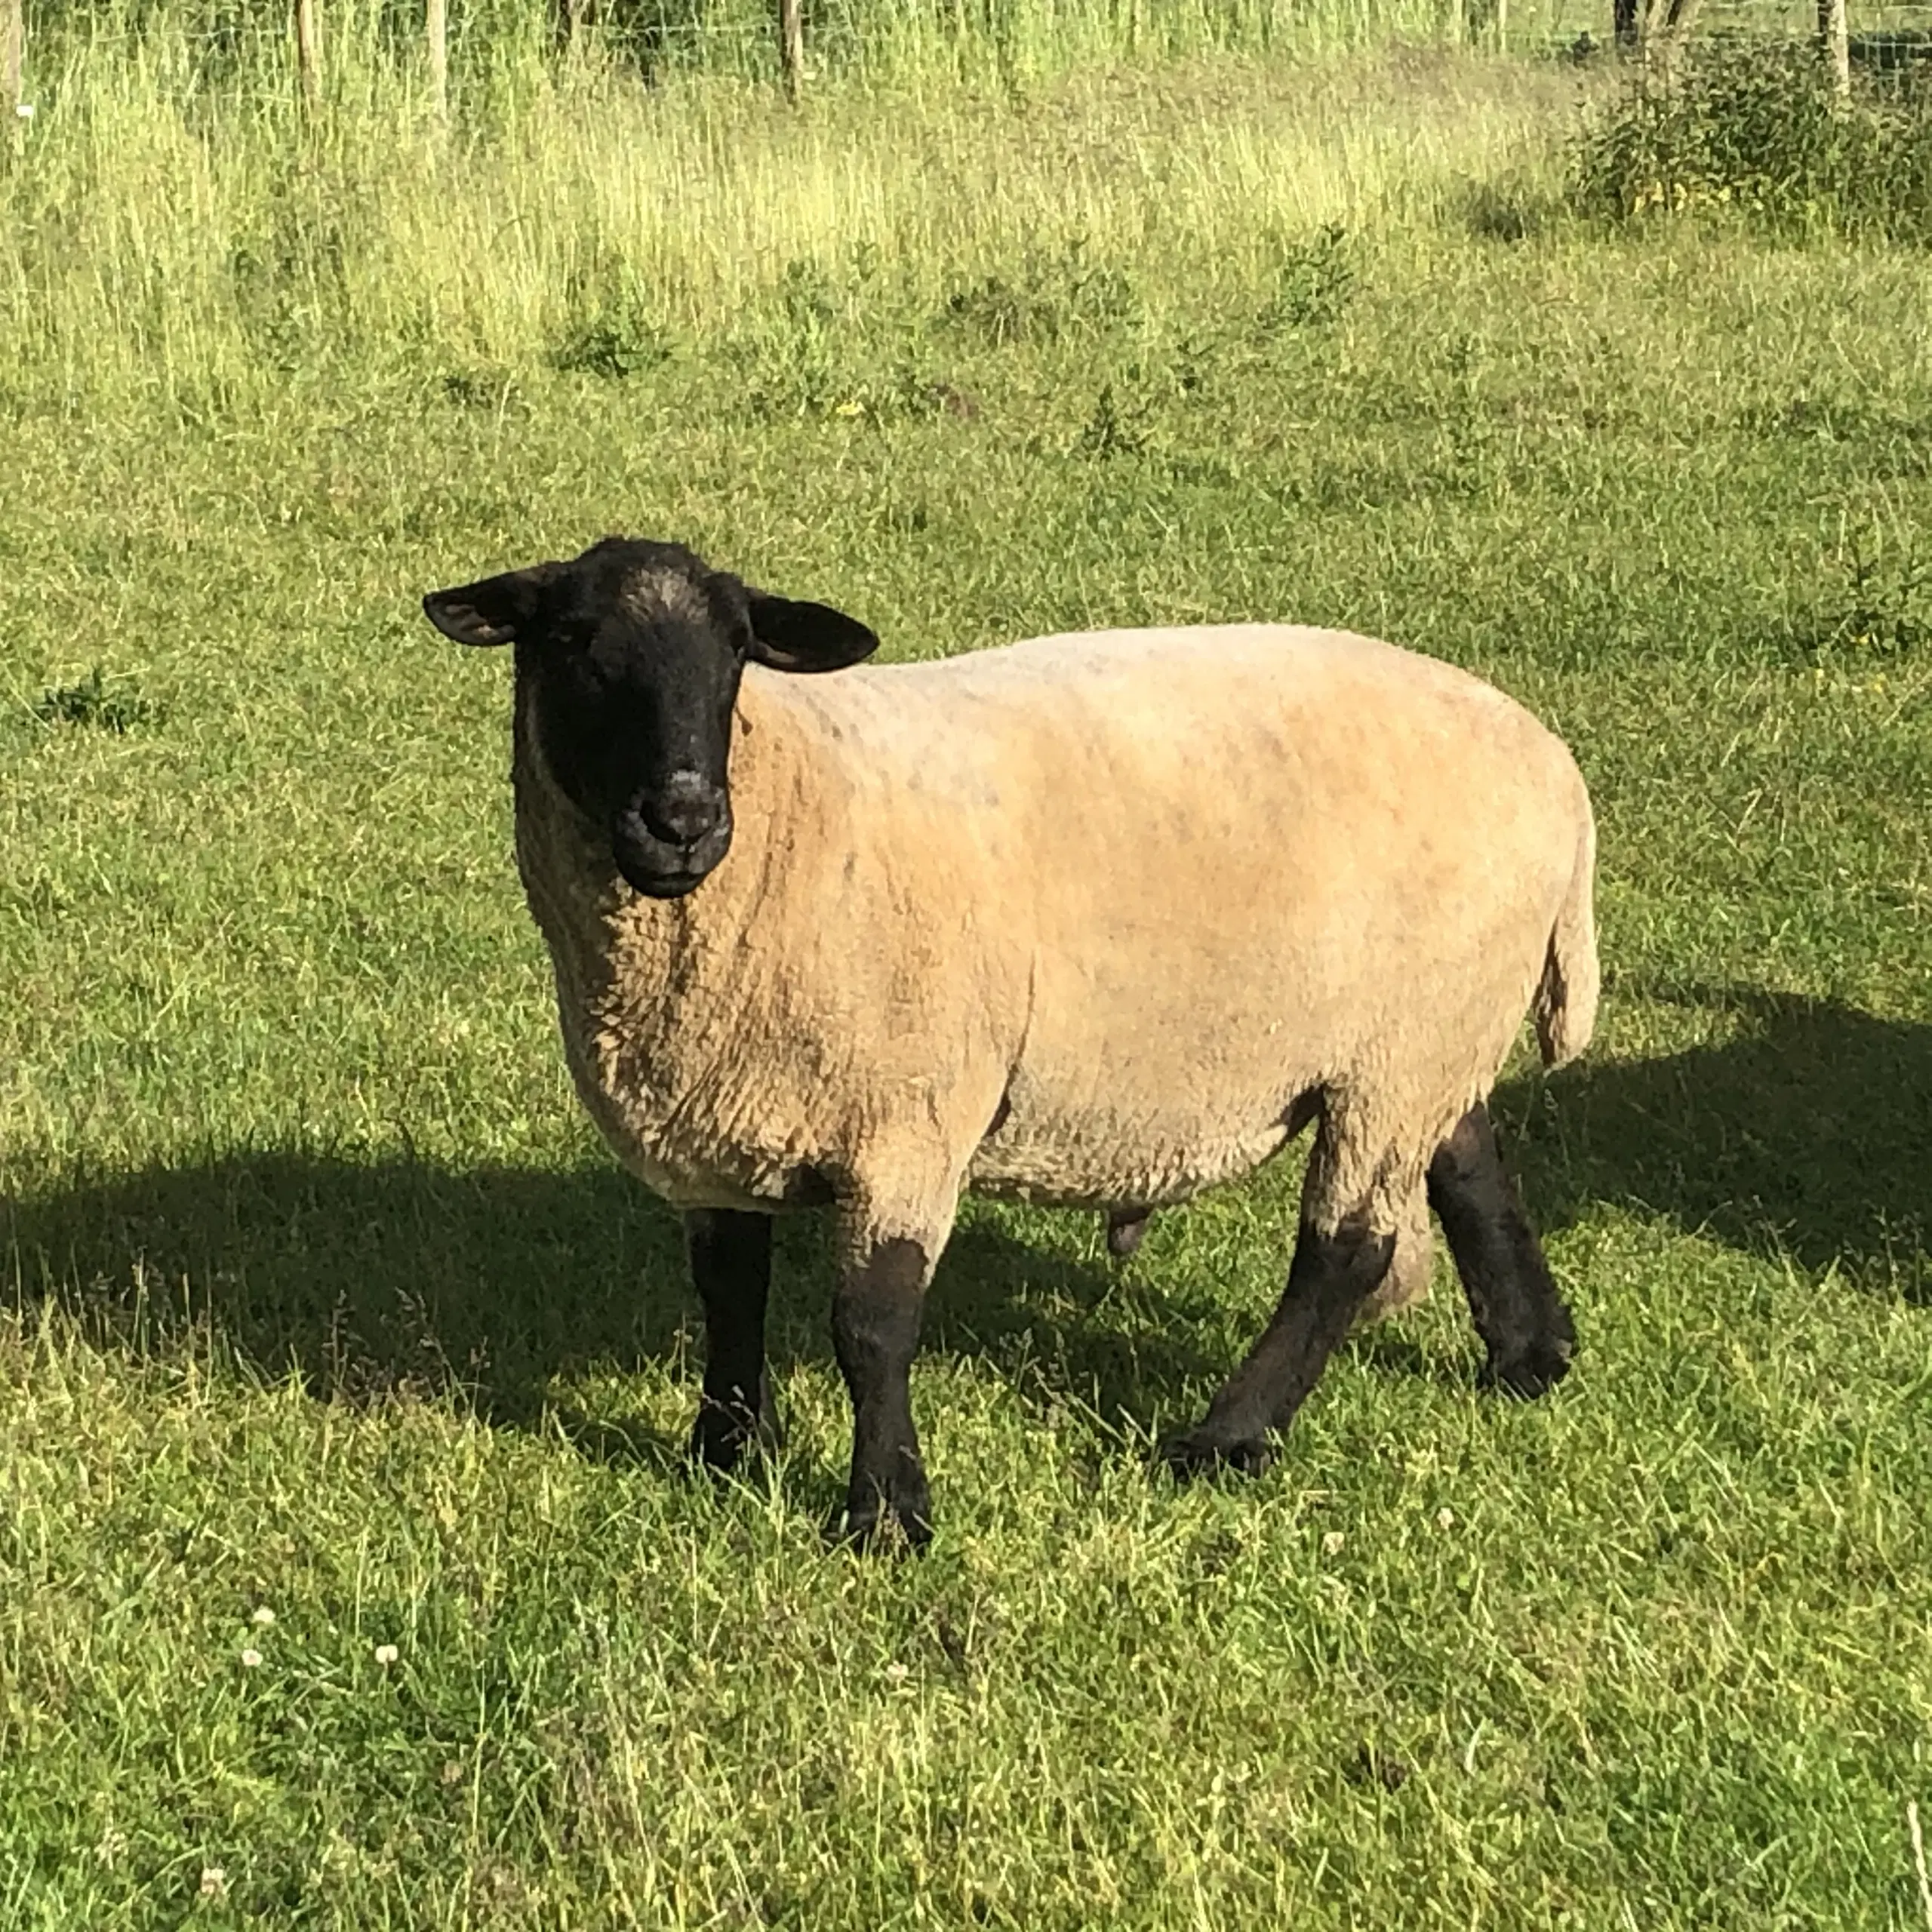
(0, 0, 1481, 122)
(8, 0, 1932, 118)
(1544, 0, 1932, 59)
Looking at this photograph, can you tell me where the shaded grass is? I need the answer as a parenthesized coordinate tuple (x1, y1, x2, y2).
(5, 49, 1932, 1932)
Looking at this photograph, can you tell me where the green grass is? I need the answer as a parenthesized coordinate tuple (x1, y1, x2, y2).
(5, 42, 1932, 1932)
(2, 37, 1576, 412)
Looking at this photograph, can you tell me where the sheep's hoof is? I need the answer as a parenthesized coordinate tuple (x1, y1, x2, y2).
(689, 1389, 785, 1474)
(1479, 1337, 1574, 1400)
(831, 1472, 934, 1555)
(1106, 1208, 1151, 1260)
(1161, 1429, 1275, 1481)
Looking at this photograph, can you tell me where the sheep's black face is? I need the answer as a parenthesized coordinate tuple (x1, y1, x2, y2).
(523, 543, 752, 900)
(423, 538, 880, 899)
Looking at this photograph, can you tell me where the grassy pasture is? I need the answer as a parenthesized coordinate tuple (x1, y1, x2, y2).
(5, 38, 1932, 1931)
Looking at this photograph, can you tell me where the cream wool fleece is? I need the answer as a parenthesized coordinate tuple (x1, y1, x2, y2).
(512, 623, 1597, 1296)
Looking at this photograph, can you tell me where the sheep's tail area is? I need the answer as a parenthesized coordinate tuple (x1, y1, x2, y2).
(1534, 796, 1599, 1069)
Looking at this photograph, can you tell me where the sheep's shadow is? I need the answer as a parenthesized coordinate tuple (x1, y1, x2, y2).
(0, 1149, 1219, 1459)
(2, 1152, 694, 1447)
(1494, 983, 1932, 1304)
(5, 983, 1923, 1489)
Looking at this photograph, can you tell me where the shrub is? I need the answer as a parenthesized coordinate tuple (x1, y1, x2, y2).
(1573, 39, 1932, 242)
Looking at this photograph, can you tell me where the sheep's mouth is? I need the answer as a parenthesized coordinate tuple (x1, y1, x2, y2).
(619, 858, 710, 900)
(611, 817, 732, 900)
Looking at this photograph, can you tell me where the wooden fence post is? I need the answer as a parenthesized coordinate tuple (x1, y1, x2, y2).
(295, 0, 323, 106)
(1818, 0, 1850, 96)
(1629, 0, 1705, 69)
(427, 0, 448, 115)
(5, 0, 23, 140)
(779, 0, 803, 100)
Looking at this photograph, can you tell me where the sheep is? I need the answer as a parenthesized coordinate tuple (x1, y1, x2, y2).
(423, 536, 1598, 1549)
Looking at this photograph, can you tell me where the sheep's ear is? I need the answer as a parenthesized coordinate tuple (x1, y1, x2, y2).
(423, 563, 563, 648)
(744, 590, 880, 674)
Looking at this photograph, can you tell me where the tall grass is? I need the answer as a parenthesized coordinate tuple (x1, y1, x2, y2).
(0, 4, 1579, 412)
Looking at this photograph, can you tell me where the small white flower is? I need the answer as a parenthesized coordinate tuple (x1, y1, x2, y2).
(14, 104, 33, 122)
(251, 1606, 275, 1627)
(239, 1648, 263, 1669)
(199, 1866, 227, 1900)
(1435, 1507, 1456, 1531)
(1321, 1531, 1346, 1557)
(883, 1661, 909, 1685)
(374, 1643, 399, 1666)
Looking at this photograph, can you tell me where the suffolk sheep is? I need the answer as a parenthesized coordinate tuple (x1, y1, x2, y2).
(423, 537, 1598, 1548)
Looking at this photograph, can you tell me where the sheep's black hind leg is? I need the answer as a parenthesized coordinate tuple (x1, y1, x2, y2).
(1165, 1213, 1395, 1478)
(685, 1208, 783, 1472)
(1427, 1103, 1576, 1398)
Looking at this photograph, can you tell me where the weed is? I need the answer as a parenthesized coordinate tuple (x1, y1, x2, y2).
(553, 312, 672, 380)
(942, 240, 1139, 347)
(1254, 223, 1355, 333)
(1073, 381, 1149, 459)
(553, 260, 674, 380)
(32, 666, 165, 734)
(440, 366, 522, 411)
(1819, 538, 1932, 657)
(1463, 171, 1556, 242)
(943, 271, 1060, 346)
(776, 257, 841, 334)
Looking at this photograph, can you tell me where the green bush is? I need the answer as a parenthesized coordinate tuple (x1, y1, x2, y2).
(1574, 39, 1932, 242)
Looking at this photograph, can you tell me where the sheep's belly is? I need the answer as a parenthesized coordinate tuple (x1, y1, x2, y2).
(965, 1106, 1302, 1210)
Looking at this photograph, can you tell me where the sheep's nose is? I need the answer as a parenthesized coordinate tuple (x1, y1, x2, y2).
(640, 770, 727, 849)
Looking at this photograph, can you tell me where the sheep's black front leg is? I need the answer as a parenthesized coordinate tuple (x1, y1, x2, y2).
(1166, 1214, 1395, 1478)
(832, 1235, 934, 1550)
(1427, 1103, 1576, 1397)
(685, 1208, 782, 1472)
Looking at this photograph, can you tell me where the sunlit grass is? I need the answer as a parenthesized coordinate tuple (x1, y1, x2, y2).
(1, 35, 1581, 406)
(5, 32, 1932, 1932)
